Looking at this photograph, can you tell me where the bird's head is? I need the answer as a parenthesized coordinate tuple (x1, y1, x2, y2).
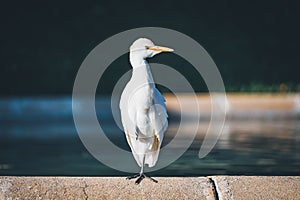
(130, 38, 173, 59)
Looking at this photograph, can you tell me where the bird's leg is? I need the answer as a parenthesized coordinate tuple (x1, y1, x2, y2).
(140, 155, 145, 174)
(140, 155, 158, 182)
(126, 154, 145, 181)
(126, 155, 158, 184)
(134, 155, 145, 184)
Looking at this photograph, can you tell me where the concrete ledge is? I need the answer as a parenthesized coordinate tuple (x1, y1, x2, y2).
(1, 176, 299, 200)
(211, 176, 300, 200)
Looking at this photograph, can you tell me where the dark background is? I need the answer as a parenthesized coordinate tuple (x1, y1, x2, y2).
(1, 0, 300, 176)
(1, 0, 300, 95)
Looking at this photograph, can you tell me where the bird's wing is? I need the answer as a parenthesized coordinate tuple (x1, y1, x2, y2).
(145, 88, 168, 167)
(119, 81, 137, 137)
(120, 84, 168, 167)
(120, 84, 144, 167)
(149, 88, 168, 146)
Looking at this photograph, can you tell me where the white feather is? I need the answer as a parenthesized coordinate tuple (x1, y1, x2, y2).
(120, 38, 170, 168)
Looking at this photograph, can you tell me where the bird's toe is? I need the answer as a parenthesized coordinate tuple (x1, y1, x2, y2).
(135, 174, 145, 184)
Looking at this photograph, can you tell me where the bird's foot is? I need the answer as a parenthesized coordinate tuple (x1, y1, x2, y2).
(126, 173, 158, 184)
(126, 174, 140, 180)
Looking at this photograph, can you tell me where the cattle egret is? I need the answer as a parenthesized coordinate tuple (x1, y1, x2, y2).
(120, 38, 173, 184)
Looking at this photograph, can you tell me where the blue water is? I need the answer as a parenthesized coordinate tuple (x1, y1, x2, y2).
(0, 97, 299, 176)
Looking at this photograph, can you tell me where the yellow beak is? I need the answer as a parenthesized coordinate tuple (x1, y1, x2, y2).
(146, 45, 174, 52)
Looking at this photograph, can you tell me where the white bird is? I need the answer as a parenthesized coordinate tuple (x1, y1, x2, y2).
(120, 38, 173, 184)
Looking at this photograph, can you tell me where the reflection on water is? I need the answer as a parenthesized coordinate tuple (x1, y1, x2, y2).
(0, 97, 299, 176)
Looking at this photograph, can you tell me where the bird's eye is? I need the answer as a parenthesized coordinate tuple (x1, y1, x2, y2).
(145, 46, 150, 50)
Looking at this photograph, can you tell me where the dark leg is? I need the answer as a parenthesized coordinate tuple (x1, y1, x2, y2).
(126, 174, 140, 180)
(135, 174, 145, 184)
(126, 155, 158, 184)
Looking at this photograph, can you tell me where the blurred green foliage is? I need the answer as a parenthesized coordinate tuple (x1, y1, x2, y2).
(0, 0, 299, 95)
(226, 83, 300, 93)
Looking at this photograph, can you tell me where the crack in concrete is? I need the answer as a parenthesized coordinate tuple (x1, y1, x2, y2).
(82, 180, 88, 200)
(208, 178, 219, 200)
(211, 177, 234, 200)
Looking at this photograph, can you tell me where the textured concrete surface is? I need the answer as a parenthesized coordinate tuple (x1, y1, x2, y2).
(0, 177, 216, 200)
(211, 176, 300, 200)
(1, 176, 300, 200)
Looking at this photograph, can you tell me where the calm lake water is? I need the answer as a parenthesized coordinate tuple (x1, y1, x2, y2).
(0, 97, 299, 176)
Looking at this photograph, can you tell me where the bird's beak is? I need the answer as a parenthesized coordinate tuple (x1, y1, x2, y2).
(146, 45, 174, 52)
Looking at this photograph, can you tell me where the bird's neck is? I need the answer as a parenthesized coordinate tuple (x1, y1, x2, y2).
(130, 56, 154, 84)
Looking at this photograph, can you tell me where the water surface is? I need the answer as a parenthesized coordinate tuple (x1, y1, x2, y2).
(0, 97, 299, 176)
